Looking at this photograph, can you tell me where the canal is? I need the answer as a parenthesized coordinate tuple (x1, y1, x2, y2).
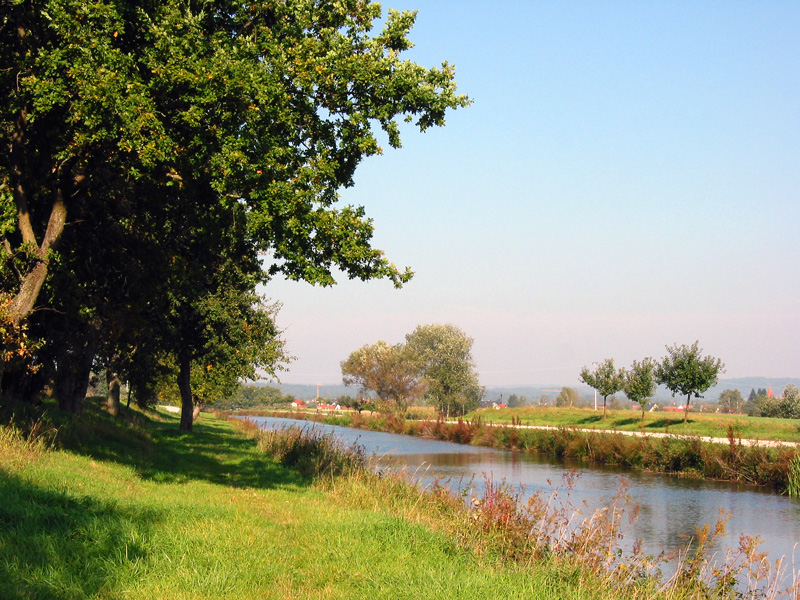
(247, 416, 800, 578)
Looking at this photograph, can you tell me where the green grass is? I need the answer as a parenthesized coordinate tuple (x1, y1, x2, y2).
(470, 406, 800, 442)
(0, 401, 616, 600)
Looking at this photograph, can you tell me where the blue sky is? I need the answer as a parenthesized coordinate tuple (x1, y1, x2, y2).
(261, 1, 799, 387)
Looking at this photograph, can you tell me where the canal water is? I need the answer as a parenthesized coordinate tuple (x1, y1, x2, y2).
(247, 416, 800, 578)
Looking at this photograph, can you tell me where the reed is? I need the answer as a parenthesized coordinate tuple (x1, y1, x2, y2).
(786, 454, 800, 498)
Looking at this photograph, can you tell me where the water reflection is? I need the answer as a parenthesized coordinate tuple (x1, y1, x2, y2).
(247, 416, 800, 570)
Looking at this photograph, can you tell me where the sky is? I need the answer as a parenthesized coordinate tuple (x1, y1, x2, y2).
(260, 1, 800, 388)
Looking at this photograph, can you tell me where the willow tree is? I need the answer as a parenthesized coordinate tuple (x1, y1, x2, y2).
(1, 1, 468, 417)
(341, 341, 425, 414)
(405, 324, 484, 417)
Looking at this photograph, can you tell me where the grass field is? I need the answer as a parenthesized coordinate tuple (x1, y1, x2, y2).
(469, 406, 800, 443)
(0, 400, 616, 600)
(3, 399, 796, 599)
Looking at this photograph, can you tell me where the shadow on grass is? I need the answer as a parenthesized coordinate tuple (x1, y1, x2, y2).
(0, 469, 156, 600)
(643, 418, 693, 429)
(612, 418, 640, 427)
(46, 398, 306, 490)
(143, 415, 306, 488)
(576, 415, 603, 425)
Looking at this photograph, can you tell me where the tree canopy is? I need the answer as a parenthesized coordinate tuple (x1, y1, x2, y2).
(623, 358, 657, 421)
(404, 324, 484, 417)
(0, 1, 469, 425)
(580, 358, 625, 419)
(656, 342, 725, 423)
(341, 324, 484, 417)
(341, 340, 424, 413)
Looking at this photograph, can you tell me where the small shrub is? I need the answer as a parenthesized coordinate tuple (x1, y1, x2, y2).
(254, 424, 366, 479)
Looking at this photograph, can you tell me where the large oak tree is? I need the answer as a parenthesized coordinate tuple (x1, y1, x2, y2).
(0, 1, 468, 420)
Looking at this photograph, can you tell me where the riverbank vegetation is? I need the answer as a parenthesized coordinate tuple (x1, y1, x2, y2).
(2, 400, 797, 599)
(249, 409, 799, 493)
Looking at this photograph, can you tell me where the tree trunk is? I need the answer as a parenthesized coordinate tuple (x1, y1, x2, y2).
(9, 110, 69, 325)
(54, 339, 95, 413)
(178, 354, 193, 431)
(684, 393, 691, 423)
(602, 396, 607, 419)
(106, 369, 121, 416)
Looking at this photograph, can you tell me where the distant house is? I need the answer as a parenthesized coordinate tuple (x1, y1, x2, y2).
(291, 399, 305, 409)
(317, 403, 341, 411)
(492, 402, 507, 410)
(662, 405, 689, 413)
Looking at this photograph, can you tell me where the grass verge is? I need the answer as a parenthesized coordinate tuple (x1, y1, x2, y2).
(0, 400, 618, 600)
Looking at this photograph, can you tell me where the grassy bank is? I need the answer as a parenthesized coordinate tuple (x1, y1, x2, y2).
(470, 406, 800, 443)
(3, 400, 797, 599)
(247, 410, 798, 492)
(0, 400, 622, 600)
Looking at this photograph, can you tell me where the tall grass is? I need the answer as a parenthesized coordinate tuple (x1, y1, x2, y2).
(308, 426, 799, 600)
(251, 423, 367, 479)
(786, 454, 800, 498)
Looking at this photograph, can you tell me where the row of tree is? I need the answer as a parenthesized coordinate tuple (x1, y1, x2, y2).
(580, 341, 725, 421)
(340, 324, 484, 417)
(0, 1, 467, 429)
(718, 386, 800, 418)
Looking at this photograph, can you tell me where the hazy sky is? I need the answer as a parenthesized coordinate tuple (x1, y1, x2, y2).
(260, 1, 799, 387)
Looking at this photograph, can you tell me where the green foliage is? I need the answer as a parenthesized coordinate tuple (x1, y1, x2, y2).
(554, 387, 580, 407)
(214, 384, 295, 410)
(405, 324, 484, 417)
(744, 385, 800, 420)
(506, 393, 529, 408)
(717, 389, 744, 414)
(1, 0, 468, 418)
(787, 454, 800, 498)
(624, 358, 657, 419)
(782, 384, 800, 419)
(580, 358, 625, 418)
(341, 340, 424, 413)
(656, 342, 725, 422)
(340, 324, 484, 417)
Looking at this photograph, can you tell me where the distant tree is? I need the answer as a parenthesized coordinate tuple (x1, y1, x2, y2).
(717, 389, 744, 414)
(333, 394, 365, 413)
(507, 394, 529, 408)
(624, 358, 658, 422)
(580, 358, 625, 419)
(656, 342, 725, 423)
(555, 387, 580, 407)
(405, 324, 484, 417)
(538, 394, 549, 407)
(213, 385, 294, 410)
(748, 388, 757, 402)
(748, 385, 800, 420)
(341, 341, 424, 414)
(782, 384, 800, 419)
